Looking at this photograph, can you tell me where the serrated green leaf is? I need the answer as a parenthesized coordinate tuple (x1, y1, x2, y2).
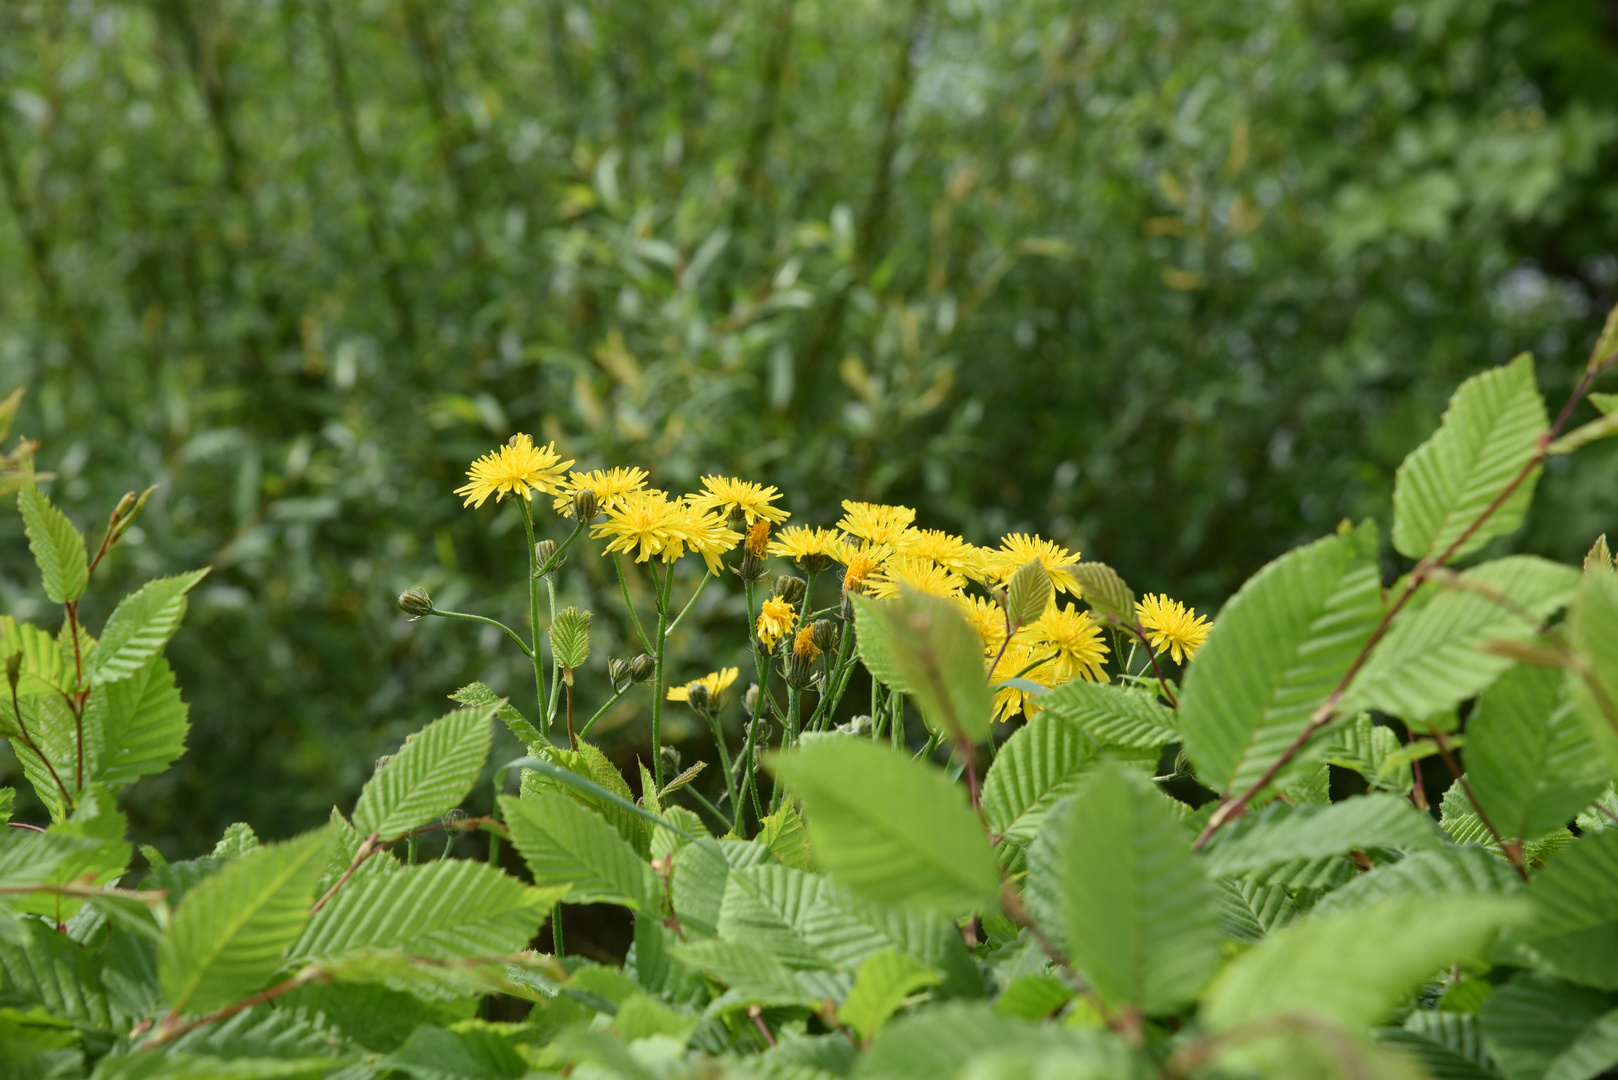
(159, 825, 334, 1015)
(1378, 1012, 1501, 1080)
(859, 1002, 1138, 1080)
(1179, 523, 1384, 798)
(164, 1004, 349, 1060)
(0, 691, 78, 821)
(1546, 1010, 1618, 1080)
(1585, 535, 1613, 575)
(1314, 845, 1522, 916)
(1004, 560, 1052, 628)
(292, 859, 560, 963)
(522, 742, 647, 857)
(1469, 666, 1609, 845)
(994, 973, 1075, 1020)
(353, 706, 494, 839)
(1568, 570, 1618, 771)
(0, 915, 121, 1032)
(1036, 680, 1178, 749)
(500, 792, 659, 910)
(449, 683, 543, 748)
(1026, 765, 1221, 1013)
(853, 595, 912, 695)
(86, 570, 209, 687)
(1328, 714, 1412, 792)
(83, 656, 189, 788)
(671, 838, 768, 940)
(715, 861, 834, 972)
(1345, 556, 1582, 723)
(1217, 878, 1297, 943)
(88, 1052, 335, 1079)
(1505, 830, 1618, 990)
(838, 948, 942, 1042)
(13, 787, 130, 922)
(854, 592, 992, 744)
(981, 710, 1099, 844)
(1070, 562, 1135, 624)
(0, 617, 73, 699)
(1203, 895, 1528, 1032)
(758, 801, 811, 870)
(1201, 793, 1443, 877)
(1481, 976, 1614, 1080)
(17, 487, 87, 605)
(1392, 353, 1547, 563)
(670, 937, 822, 1009)
(770, 739, 1000, 918)
(549, 607, 591, 671)
(381, 1024, 529, 1080)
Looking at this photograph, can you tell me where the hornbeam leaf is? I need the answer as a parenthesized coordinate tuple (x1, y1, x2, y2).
(1568, 570, 1618, 772)
(1070, 562, 1136, 625)
(1505, 829, 1618, 990)
(18, 487, 87, 604)
(1392, 353, 1547, 563)
(981, 710, 1099, 844)
(86, 570, 210, 687)
(501, 792, 660, 910)
(353, 706, 494, 839)
(1201, 793, 1443, 878)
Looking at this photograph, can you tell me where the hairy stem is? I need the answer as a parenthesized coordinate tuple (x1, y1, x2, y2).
(428, 608, 534, 659)
(519, 499, 548, 738)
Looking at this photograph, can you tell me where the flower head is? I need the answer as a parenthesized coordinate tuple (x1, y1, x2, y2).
(552, 467, 648, 517)
(841, 548, 888, 596)
(591, 489, 677, 563)
(1136, 594, 1211, 664)
(768, 526, 853, 571)
(756, 596, 798, 652)
(667, 667, 739, 703)
(866, 555, 967, 601)
(896, 528, 990, 581)
(837, 501, 917, 547)
(955, 594, 1011, 654)
(454, 434, 574, 509)
(986, 534, 1081, 595)
(988, 642, 1059, 723)
(792, 626, 823, 664)
(666, 500, 743, 574)
(687, 475, 791, 525)
(1028, 604, 1111, 683)
(745, 519, 771, 558)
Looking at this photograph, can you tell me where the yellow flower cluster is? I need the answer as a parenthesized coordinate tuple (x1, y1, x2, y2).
(453, 446, 1213, 725)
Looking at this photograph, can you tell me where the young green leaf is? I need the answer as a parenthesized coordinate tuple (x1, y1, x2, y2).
(1218, 878, 1297, 943)
(981, 709, 1099, 844)
(1179, 522, 1383, 798)
(450, 681, 544, 747)
(1201, 793, 1443, 877)
(352, 705, 494, 839)
(1004, 559, 1053, 627)
(17, 487, 87, 605)
(158, 825, 334, 1015)
(1344, 556, 1581, 723)
(1504, 829, 1618, 990)
(1467, 666, 1608, 845)
(86, 570, 210, 687)
(1585, 534, 1613, 575)
(549, 606, 591, 671)
(84, 655, 189, 788)
(1203, 895, 1527, 1032)
(1069, 561, 1135, 625)
(500, 792, 660, 910)
(1567, 570, 1618, 771)
(1036, 680, 1178, 749)
(757, 801, 811, 870)
(770, 738, 1000, 918)
(854, 592, 992, 744)
(0, 914, 121, 1032)
(1391, 353, 1547, 563)
(838, 948, 943, 1042)
(292, 859, 562, 963)
(1026, 765, 1221, 1013)
(523, 741, 648, 857)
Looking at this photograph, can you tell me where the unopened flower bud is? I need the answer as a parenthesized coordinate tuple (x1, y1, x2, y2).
(397, 587, 433, 620)
(728, 506, 749, 529)
(661, 745, 682, 774)
(732, 547, 768, 583)
(810, 619, 838, 652)
(5, 651, 21, 692)
(684, 681, 713, 712)
(796, 550, 834, 574)
(609, 658, 630, 686)
(627, 654, 657, 683)
(744, 683, 760, 716)
(534, 540, 559, 574)
(571, 489, 600, 522)
(773, 575, 806, 605)
(442, 808, 468, 827)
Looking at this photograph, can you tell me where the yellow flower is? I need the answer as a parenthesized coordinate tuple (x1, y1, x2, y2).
(768, 526, 853, 569)
(591, 489, 677, 563)
(756, 596, 798, 651)
(986, 534, 1081, 595)
(841, 548, 888, 596)
(955, 594, 1010, 653)
(686, 475, 791, 525)
(988, 642, 1059, 723)
(666, 501, 742, 575)
(792, 626, 822, 664)
(667, 667, 739, 702)
(551, 466, 648, 517)
(866, 555, 968, 601)
(1027, 604, 1111, 683)
(895, 528, 990, 581)
(836, 501, 917, 547)
(1136, 593, 1211, 664)
(453, 434, 574, 509)
(745, 519, 771, 558)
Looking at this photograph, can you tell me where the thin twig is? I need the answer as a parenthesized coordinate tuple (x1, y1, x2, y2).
(1430, 728, 1526, 879)
(143, 966, 326, 1048)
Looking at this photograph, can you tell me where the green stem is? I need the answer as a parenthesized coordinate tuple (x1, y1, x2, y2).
(552, 904, 565, 957)
(538, 520, 587, 576)
(772, 683, 802, 812)
(665, 570, 714, 637)
(704, 708, 741, 823)
(650, 562, 673, 789)
(487, 766, 508, 869)
(407, 834, 419, 865)
(737, 579, 772, 833)
(577, 685, 630, 740)
(804, 620, 857, 733)
(545, 574, 561, 725)
(683, 784, 732, 832)
(518, 499, 548, 738)
(614, 554, 655, 653)
(428, 608, 534, 659)
(891, 693, 904, 750)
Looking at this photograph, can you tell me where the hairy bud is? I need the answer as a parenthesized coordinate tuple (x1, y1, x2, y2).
(397, 587, 434, 620)
(627, 653, 657, 683)
(442, 808, 469, 827)
(5, 651, 20, 693)
(773, 575, 807, 605)
(609, 658, 630, 686)
(571, 489, 600, 522)
(810, 619, 838, 652)
(534, 539, 559, 574)
(660, 745, 682, 775)
(683, 680, 714, 713)
(744, 683, 760, 717)
(732, 547, 769, 583)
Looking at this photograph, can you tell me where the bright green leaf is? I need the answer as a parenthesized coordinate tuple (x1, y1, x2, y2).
(500, 792, 659, 910)
(981, 710, 1099, 844)
(1201, 793, 1443, 878)
(17, 487, 87, 605)
(86, 570, 210, 687)
(1481, 975, 1614, 1080)
(1568, 570, 1618, 771)
(1506, 829, 1618, 990)
(854, 591, 992, 745)
(353, 706, 494, 839)
(838, 948, 943, 1042)
(1036, 681, 1178, 749)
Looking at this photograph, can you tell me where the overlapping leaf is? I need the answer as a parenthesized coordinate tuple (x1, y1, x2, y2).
(18, 486, 87, 605)
(980, 710, 1098, 844)
(86, 570, 209, 687)
(1036, 681, 1178, 749)
(1201, 793, 1442, 877)
(500, 792, 659, 910)
(353, 706, 494, 839)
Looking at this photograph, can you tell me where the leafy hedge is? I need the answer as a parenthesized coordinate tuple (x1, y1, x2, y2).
(0, 321, 1616, 1077)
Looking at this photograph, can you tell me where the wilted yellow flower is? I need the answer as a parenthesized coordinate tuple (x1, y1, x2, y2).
(1136, 593, 1211, 664)
(988, 643, 1058, 723)
(866, 555, 968, 601)
(454, 434, 574, 509)
(591, 489, 677, 563)
(552, 466, 648, 517)
(667, 667, 739, 702)
(837, 501, 917, 547)
(768, 526, 852, 569)
(687, 475, 791, 525)
(1028, 604, 1111, 683)
(896, 528, 990, 581)
(842, 548, 887, 596)
(756, 596, 798, 651)
(792, 626, 822, 664)
(666, 501, 742, 574)
(744, 519, 772, 558)
(986, 534, 1081, 595)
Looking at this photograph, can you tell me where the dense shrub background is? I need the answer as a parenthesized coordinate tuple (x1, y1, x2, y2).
(0, 0, 1615, 853)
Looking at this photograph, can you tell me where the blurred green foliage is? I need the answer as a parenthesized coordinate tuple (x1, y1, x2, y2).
(0, 0, 1615, 852)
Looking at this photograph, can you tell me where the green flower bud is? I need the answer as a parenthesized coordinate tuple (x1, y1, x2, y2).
(773, 575, 807, 605)
(627, 654, 657, 683)
(684, 681, 714, 712)
(398, 587, 434, 620)
(744, 683, 760, 717)
(810, 619, 838, 652)
(5, 651, 21, 692)
(534, 540, 559, 574)
(660, 745, 682, 775)
(609, 658, 631, 686)
(572, 489, 600, 522)
(731, 547, 768, 583)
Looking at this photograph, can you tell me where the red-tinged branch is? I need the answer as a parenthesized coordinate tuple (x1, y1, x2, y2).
(308, 832, 378, 915)
(10, 677, 72, 812)
(143, 966, 327, 1048)
(309, 817, 505, 915)
(0, 882, 167, 903)
(1430, 728, 1527, 879)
